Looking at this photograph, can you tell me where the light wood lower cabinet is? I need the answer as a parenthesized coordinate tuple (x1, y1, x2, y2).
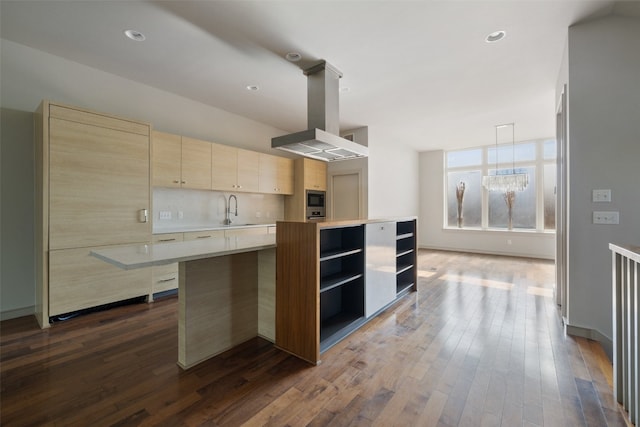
(151, 233, 184, 295)
(150, 227, 272, 295)
(49, 247, 151, 317)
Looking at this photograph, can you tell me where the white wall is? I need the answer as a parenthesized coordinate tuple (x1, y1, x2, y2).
(563, 15, 640, 341)
(367, 130, 419, 218)
(418, 150, 555, 259)
(1, 108, 36, 319)
(0, 39, 290, 317)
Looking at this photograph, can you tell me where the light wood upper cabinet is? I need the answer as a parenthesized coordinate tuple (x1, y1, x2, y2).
(305, 158, 327, 191)
(211, 143, 238, 190)
(259, 154, 294, 195)
(278, 157, 295, 194)
(237, 149, 260, 193)
(152, 132, 212, 190)
(181, 136, 212, 190)
(212, 144, 260, 193)
(152, 131, 182, 188)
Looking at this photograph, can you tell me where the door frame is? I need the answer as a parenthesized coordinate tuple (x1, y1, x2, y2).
(555, 84, 568, 321)
(328, 169, 364, 220)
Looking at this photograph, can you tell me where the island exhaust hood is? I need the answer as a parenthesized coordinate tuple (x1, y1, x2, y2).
(271, 61, 368, 162)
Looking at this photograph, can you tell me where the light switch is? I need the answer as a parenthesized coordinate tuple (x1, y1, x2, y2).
(593, 211, 619, 224)
(159, 210, 172, 220)
(592, 189, 611, 202)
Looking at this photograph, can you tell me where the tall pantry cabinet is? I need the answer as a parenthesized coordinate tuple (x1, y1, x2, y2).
(35, 101, 152, 328)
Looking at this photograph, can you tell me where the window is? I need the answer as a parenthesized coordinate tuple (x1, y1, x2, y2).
(445, 139, 556, 231)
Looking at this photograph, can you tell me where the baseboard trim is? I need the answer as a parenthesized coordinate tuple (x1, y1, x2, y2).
(418, 245, 554, 261)
(1, 305, 35, 321)
(565, 323, 613, 361)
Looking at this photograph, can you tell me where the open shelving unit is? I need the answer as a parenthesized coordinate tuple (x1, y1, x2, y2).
(275, 218, 417, 365)
(319, 226, 365, 352)
(396, 220, 417, 295)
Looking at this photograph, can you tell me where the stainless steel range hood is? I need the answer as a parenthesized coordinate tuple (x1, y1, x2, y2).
(272, 60, 368, 162)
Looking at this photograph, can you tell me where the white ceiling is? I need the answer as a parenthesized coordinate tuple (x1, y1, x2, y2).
(1, 1, 636, 151)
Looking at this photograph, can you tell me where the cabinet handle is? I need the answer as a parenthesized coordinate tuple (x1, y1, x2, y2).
(158, 238, 176, 242)
(173, 180, 180, 184)
(158, 277, 176, 283)
(139, 209, 148, 223)
(197, 235, 211, 239)
(237, 185, 242, 189)
(181, 181, 186, 184)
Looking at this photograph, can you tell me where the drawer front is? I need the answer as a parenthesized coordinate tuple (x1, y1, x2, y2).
(152, 233, 184, 244)
(183, 230, 224, 241)
(152, 263, 179, 293)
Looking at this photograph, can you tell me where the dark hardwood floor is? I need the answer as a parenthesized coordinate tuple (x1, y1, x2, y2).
(1, 250, 627, 426)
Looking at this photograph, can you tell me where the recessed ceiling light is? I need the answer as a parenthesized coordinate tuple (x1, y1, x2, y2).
(246, 85, 260, 91)
(485, 30, 506, 43)
(285, 52, 302, 62)
(124, 29, 146, 42)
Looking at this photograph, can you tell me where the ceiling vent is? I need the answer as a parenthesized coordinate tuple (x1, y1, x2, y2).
(272, 61, 368, 162)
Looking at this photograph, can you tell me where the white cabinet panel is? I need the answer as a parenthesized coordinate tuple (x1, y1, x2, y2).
(365, 222, 396, 317)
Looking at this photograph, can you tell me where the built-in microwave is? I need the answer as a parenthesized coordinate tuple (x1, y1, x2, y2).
(306, 190, 326, 220)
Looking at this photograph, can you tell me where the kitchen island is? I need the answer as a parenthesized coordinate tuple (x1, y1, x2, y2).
(91, 234, 275, 369)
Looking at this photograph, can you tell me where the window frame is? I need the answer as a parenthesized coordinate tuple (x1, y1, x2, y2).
(444, 139, 556, 232)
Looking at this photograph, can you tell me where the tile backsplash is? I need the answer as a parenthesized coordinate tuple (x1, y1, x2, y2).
(152, 187, 285, 232)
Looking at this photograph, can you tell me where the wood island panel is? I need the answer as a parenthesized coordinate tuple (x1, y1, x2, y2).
(258, 248, 276, 341)
(275, 222, 320, 364)
(178, 252, 259, 369)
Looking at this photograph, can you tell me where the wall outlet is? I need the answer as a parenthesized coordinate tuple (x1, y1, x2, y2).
(592, 189, 611, 202)
(159, 210, 172, 220)
(593, 211, 619, 224)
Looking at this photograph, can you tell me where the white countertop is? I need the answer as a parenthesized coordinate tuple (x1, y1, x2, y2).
(153, 223, 276, 234)
(91, 234, 276, 270)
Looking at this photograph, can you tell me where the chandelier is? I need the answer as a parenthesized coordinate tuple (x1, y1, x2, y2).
(482, 123, 529, 192)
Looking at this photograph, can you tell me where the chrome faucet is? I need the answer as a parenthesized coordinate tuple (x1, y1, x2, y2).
(224, 194, 238, 225)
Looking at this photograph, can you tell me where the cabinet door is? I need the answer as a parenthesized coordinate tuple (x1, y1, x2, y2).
(49, 117, 150, 250)
(212, 143, 238, 191)
(181, 137, 212, 190)
(259, 154, 278, 194)
(277, 157, 294, 195)
(237, 148, 260, 192)
(152, 131, 182, 188)
(49, 247, 151, 316)
(304, 158, 327, 191)
(365, 222, 396, 317)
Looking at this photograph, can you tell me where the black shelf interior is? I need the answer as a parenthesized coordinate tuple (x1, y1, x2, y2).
(320, 247, 363, 262)
(396, 248, 414, 258)
(396, 220, 416, 296)
(319, 272, 364, 352)
(320, 272, 363, 293)
(396, 268, 415, 294)
(396, 221, 415, 236)
(320, 226, 365, 259)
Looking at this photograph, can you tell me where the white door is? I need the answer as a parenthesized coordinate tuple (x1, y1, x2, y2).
(331, 172, 361, 220)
